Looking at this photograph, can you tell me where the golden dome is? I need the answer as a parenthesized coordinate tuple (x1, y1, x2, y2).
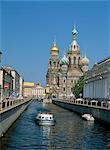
(50, 38, 59, 52)
(51, 43, 59, 51)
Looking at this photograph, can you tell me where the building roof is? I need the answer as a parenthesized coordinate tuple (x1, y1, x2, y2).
(97, 57, 110, 65)
(24, 82, 35, 86)
(60, 54, 69, 65)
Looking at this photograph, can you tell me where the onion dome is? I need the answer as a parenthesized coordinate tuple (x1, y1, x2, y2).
(60, 54, 69, 65)
(80, 55, 89, 65)
(72, 24, 78, 40)
(50, 38, 59, 52)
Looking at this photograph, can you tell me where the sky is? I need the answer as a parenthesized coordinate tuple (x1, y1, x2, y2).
(0, 0, 110, 86)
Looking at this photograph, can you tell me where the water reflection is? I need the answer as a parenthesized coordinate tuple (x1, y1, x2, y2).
(42, 126, 51, 138)
(40, 126, 55, 150)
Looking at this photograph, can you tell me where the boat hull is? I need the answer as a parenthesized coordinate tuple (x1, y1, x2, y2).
(36, 119, 55, 126)
(82, 114, 95, 121)
(82, 117, 94, 121)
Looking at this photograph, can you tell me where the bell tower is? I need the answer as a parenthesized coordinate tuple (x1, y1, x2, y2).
(46, 38, 60, 97)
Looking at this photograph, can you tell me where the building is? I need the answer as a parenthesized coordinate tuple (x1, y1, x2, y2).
(19, 77, 24, 98)
(0, 68, 13, 100)
(32, 83, 44, 99)
(46, 25, 89, 98)
(83, 57, 110, 100)
(0, 66, 24, 100)
(23, 82, 44, 98)
(23, 82, 34, 97)
(3, 67, 23, 98)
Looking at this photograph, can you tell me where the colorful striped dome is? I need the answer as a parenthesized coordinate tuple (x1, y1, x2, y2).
(60, 54, 69, 65)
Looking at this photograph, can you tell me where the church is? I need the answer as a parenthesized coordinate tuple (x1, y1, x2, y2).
(46, 25, 89, 99)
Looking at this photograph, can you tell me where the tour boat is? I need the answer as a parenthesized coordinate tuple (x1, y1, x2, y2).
(35, 112, 56, 126)
(82, 114, 95, 121)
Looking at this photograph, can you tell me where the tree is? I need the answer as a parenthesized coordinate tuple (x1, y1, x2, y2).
(72, 76, 84, 98)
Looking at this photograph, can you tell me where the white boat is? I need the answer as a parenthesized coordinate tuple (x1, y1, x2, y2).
(36, 112, 56, 126)
(82, 114, 95, 121)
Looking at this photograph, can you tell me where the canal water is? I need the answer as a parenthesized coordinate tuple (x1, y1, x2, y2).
(1, 100, 110, 150)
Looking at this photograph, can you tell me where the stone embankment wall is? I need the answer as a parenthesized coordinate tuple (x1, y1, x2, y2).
(52, 100, 110, 124)
(0, 99, 32, 137)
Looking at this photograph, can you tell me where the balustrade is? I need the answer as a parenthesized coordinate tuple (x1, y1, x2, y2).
(54, 97, 110, 110)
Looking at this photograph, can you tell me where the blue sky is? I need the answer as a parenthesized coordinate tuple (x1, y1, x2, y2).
(0, 0, 109, 86)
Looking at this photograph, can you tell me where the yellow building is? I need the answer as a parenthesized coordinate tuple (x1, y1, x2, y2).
(23, 82, 34, 97)
(23, 82, 45, 98)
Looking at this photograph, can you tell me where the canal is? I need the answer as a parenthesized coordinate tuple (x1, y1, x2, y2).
(1, 100, 110, 150)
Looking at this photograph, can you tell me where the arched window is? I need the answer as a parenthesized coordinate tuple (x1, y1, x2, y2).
(78, 57, 80, 65)
(69, 57, 71, 66)
(74, 57, 76, 64)
(57, 61, 59, 67)
(74, 45, 75, 49)
(50, 61, 51, 66)
(53, 61, 56, 67)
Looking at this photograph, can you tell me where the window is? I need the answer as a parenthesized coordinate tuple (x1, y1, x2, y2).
(74, 57, 76, 64)
(78, 57, 80, 65)
(69, 57, 71, 66)
(50, 61, 51, 66)
(63, 88, 65, 91)
(74, 80, 77, 84)
(64, 79, 65, 83)
(53, 61, 56, 67)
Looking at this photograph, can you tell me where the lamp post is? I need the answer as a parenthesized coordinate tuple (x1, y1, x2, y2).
(0, 51, 3, 110)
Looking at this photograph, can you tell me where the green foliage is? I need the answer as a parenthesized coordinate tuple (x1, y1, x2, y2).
(72, 76, 84, 98)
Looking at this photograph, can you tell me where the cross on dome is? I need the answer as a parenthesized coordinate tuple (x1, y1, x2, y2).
(53, 35, 56, 47)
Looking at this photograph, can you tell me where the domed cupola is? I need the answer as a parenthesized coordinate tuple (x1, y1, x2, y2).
(60, 54, 69, 65)
(50, 38, 59, 55)
(80, 55, 89, 66)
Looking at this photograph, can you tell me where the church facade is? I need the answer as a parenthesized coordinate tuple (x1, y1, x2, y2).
(46, 25, 89, 98)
